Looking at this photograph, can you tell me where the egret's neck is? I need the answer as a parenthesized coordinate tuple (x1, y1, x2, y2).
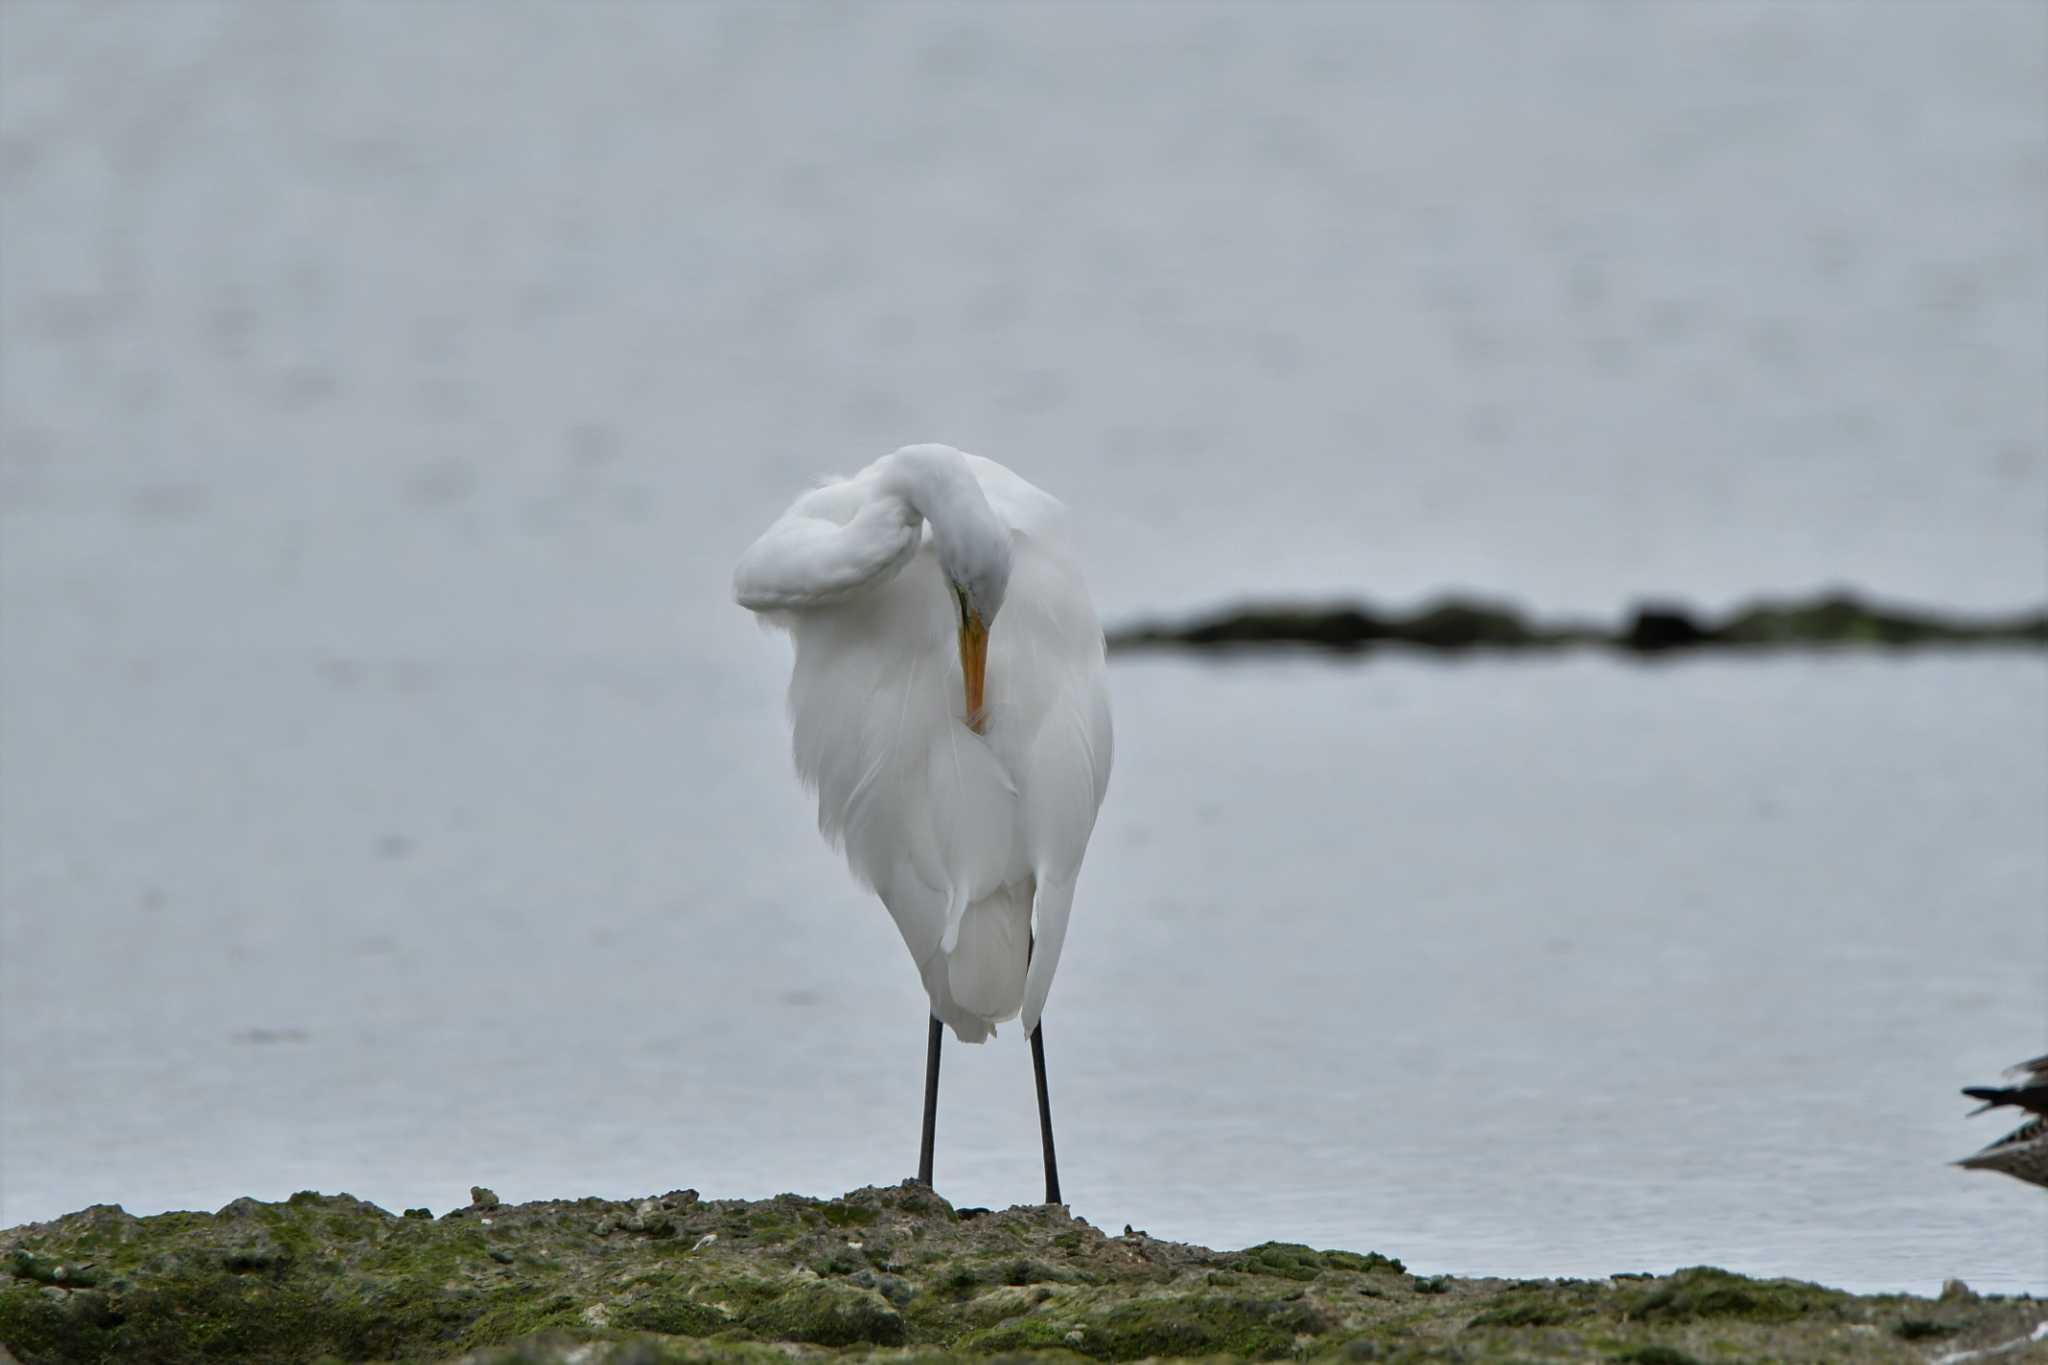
(878, 444, 1008, 580)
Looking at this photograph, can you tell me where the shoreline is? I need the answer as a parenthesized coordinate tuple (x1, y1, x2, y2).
(4, 1183, 2041, 1363)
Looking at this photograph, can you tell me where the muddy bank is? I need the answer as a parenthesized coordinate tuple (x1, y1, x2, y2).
(3, 1183, 2040, 1363)
(1107, 591, 2048, 656)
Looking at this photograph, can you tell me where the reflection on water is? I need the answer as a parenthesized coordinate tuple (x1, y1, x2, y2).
(3, 0, 2045, 1298)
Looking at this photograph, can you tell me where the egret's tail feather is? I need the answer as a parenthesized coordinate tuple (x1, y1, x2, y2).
(947, 882, 1032, 1023)
(918, 950, 992, 1044)
(914, 880, 1034, 1044)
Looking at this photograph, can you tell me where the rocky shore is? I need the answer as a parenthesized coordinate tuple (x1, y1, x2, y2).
(3, 1183, 2040, 1364)
(1107, 591, 2048, 656)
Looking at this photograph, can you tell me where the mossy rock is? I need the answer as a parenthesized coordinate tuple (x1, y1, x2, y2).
(1085, 1292, 1331, 1360)
(755, 1278, 906, 1347)
(1611, 1348, 1706, 1365)
(3, 1189, 2042, 1363)
(1238, 1241, 1330, 1281)
(819, 1201, 879, 1229)
(1622, 1266, 1842, 1324)
(1465, 1278, 1608, 1327)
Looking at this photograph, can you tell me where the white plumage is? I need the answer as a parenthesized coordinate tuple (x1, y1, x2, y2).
(735, 445, 1113, 1044)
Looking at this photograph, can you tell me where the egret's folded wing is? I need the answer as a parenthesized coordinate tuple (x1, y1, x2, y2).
(1019, 673, 1113, 1036)
(1019, 874, 1076, 1040)
(734, 481, 920, 612)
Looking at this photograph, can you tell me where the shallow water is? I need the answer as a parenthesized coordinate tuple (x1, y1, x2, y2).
(3, 0, 2046, 1298)
(4, 646, 2044, 1294)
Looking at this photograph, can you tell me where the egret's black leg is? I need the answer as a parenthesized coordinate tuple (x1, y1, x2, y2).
(1031, 1021, 1061, 1206)
(917, 1014, 943, 1187)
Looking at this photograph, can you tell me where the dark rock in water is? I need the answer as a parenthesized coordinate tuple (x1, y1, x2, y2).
(2, 1188, 2041, 1363)
(1624, 603, 1715, 653)
(1401, 599, 1546, 649)
(1109, 590, 2048, 657)
(1112, 594, 1566, 654)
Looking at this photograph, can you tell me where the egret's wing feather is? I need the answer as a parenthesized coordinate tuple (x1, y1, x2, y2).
(1019, 671, 1113, 1036)
(1021, 876, 1076, 1039)
(734, 479, 920, 611)
(785, 556, 954, 912)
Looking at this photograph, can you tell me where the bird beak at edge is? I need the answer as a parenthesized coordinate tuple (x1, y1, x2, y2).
(958, 608, 989, 734)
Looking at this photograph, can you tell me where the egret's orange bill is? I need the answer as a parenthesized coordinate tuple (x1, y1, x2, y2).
(958, 611, 989, 733)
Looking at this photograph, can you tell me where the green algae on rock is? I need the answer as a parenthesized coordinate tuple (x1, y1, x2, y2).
(2, 1184, 2041, 1364)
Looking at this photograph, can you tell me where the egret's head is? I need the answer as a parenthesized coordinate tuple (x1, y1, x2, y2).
(888, 442, 1011, 734)
(941, 539, 1009, 735)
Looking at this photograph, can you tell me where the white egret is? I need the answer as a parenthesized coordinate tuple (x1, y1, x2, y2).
(734, 444, 1113, 1203)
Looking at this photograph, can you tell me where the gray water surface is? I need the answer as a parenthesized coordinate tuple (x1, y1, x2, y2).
(4, 647, 2043, 1294)
(4, 0, 2046, 1298)
(2, 0, 2043, 630)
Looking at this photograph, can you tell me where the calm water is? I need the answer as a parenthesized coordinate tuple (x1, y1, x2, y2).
(3, 0, 2045, 1295)
(2, 647, 2044, 1293)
